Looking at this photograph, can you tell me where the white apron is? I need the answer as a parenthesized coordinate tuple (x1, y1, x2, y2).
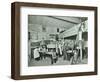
(34, 48, 40, 58)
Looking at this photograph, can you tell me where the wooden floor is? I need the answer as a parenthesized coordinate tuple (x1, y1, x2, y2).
(28, 56, 87, 67)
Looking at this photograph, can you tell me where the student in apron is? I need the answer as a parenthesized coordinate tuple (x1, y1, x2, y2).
(34, 47, 40, 60)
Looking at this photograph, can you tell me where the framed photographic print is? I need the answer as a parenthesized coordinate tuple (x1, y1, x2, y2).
(11, 2, 98, 80)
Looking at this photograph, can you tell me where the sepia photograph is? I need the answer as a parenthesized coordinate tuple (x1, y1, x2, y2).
(28, 15, 88, 66)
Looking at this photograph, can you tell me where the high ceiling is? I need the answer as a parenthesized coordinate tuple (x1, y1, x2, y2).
(28, 15, 87, 31)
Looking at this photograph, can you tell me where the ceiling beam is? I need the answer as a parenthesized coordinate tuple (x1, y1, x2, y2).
(47, 16, 79, 24)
